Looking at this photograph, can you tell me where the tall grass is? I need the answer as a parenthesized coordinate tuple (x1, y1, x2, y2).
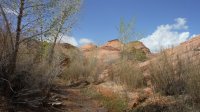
(185, 59, 200, 104)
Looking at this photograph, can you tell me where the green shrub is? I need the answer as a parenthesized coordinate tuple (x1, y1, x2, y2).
(121, 41, 147, 61)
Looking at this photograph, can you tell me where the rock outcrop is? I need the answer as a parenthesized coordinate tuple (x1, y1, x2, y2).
(80, 39, 151, 63)
(101, 39, 122, 50)
(80, 43, 97, 52)
(126, 41, 151, 54)
(166, 35, 200, 60)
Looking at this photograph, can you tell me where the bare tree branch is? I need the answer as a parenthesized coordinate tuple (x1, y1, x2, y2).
(0, 4, 14, 51)
(21, 16, 44, 30)
(0, 78, 16, 93)
(9, 0, 25, 74)
(24, 4, 45, 9)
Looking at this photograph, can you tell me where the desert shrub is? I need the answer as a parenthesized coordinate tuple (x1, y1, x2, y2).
(15, 42, 63, 89)
(150, 52, 187, 95)
(134, 50, 147, 61)
(110, 60, 145, 90)
(121, 49, 147, 61)
(61, 50, 105, 83)
(0, 39, 64, 112)
(150, 50, 200, 108)
(120, 41, 147, 61)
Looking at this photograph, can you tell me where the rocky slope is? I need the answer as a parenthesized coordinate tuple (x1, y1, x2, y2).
(166, 35, 200, 61)
(139, 35, 200, 71)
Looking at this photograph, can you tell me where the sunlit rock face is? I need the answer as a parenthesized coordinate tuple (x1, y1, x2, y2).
(164, 35, 200, 63)
(80, 39, 151, 63)
(126, 41, 151, 54)
(101, 39, 123, 50)
(80, 43, 97, 52)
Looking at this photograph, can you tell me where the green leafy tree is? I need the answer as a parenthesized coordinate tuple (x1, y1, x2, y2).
(118, 18, 146, 61)
(118, 18, 135, 60)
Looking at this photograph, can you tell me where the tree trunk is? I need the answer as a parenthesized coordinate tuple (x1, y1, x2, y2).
(48, 37, 57, 64)
(9, 0, 25, 75)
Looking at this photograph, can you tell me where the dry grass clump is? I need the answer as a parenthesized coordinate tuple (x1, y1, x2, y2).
(61, 50, 105, 84)
(131, 100, 189, 112)
(150, 52, 187, 95)
(184, 59, 200, 104)
(110, 60, 145, 90)
(81, 87, 128, 112)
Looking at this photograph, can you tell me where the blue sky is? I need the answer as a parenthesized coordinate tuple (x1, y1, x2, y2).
(66, 0, 200, 52)
(2, 0, 200, 51)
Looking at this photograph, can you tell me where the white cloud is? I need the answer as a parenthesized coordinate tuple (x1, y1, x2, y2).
(60, 35, 78, 46)
(173, 18, 188, 30)
(140, 18, 191, 52)
(79, 38, 93, 45)
(191, 34, 198, 38)
(47, 34, 95, 47)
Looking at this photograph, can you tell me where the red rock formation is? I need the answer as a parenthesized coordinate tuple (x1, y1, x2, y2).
(165, 35, 200, 63)
(126, 41, 151, 54)
(80, 43, 97, 52)
(80, 39, 151, 63)
(101, 39, 122, 50)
